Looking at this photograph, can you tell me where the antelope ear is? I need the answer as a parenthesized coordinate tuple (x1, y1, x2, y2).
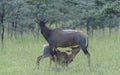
(34, 14, 48, 24)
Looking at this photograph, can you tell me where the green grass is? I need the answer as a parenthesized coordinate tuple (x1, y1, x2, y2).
(0, 29, 120, 75)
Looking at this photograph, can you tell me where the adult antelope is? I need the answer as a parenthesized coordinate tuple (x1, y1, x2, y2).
(37, 20, 90, 67)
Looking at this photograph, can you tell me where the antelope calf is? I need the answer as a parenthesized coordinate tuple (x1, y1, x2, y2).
(35, 44, 80, 69)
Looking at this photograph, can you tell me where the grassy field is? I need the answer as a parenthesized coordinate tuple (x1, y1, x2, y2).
(0, 29, 120, 75)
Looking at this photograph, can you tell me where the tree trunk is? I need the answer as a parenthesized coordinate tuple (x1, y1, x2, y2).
(14, 21, 17, 39)
(0, 4, 5, 49)
(108, 24, 112, 36)
(86, 20, 90, 36)
(10, 22, 14, 38)
(1, 23, 4, 48)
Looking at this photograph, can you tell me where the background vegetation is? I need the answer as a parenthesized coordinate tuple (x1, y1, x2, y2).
(0, 0, 120, 75)
(0, 0, 120, 46)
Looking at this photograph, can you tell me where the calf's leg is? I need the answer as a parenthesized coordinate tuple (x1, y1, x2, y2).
(35, 55, 48, 69)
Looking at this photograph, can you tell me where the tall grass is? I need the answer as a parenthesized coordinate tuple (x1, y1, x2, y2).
(0, 29, 120, 75)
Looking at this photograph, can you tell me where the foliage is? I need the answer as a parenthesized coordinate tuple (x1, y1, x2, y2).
(0, 0, 120, 41)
